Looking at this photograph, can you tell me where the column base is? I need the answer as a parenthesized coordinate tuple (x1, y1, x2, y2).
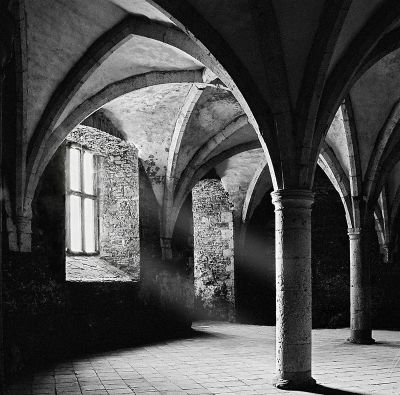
(347, 330, 375, 345)
(273, 375, 316, 390)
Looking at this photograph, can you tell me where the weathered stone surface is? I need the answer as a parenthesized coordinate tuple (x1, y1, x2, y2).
(192, 179, 235, 321)
(66, 255, 132, 282)
(271, 189, 315, 389)
(4, 142, 193, 376)
(66, 125, 140, 280)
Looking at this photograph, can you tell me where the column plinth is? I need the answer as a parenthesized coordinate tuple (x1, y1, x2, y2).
(347, 227, 375, 345)
(271, 189, 316, 390)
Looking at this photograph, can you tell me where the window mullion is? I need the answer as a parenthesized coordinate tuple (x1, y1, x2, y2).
(95, 155, 99, 253)
(81, 147, 86, 253)
(66, 147, 71, 252)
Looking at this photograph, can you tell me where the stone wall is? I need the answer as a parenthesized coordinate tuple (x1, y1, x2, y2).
(3, 137, 193, 377)
(192, 179, 235, 320)
(66, 126, 140, 279)
(82, 109, 125, 140)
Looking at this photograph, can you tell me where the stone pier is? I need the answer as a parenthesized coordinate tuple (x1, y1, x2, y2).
(271, 189, 316, 389)
(347, 227, 374, 344)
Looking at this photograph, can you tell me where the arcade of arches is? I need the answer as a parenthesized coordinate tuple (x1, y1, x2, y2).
(2, 0, 400, 393)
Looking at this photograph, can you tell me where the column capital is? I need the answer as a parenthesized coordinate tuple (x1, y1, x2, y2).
(271, 189, 314, 209)
(348, 227, 361, 238)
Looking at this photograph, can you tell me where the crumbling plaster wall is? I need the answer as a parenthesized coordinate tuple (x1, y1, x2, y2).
(192, 179, 235, 320)
(66, 125, 140, 279)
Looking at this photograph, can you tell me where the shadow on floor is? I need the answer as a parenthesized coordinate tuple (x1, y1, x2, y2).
(370, 341, 400, 348)
(297, 384, 365, 394)
(5, 327, 221, 383)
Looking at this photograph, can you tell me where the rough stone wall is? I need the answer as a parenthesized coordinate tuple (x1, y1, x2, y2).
(192, 179, 235, 320)
(82, 109, 125, 140)
(3, 142, 193, 377)
(66, 126, 140, 279)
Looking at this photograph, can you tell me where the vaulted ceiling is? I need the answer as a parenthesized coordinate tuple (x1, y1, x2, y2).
(14, 0, 400, 243)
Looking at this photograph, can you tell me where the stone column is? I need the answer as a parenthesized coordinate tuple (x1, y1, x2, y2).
(347, 227, 374, 344)
(160, 237, 173, 262)
(271, 189, 315, 389)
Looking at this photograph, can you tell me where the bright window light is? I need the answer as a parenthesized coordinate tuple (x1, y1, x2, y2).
(69, 195, 82, 252)
(83, 151, 94, 195)
(84, 198, 96, 253)
(66, 145, 98, 254)
(69, 148, 81, 191)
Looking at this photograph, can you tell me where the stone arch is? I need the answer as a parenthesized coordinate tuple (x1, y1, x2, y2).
(342, 98, 362, 198)
(309, 1, 400, 189)
(167, 141, 260, 241)
(370, 140, 400, 211)
(318, 143, 353, 229)
(364, 100, 400, 205)
(378, 187, 390, 245)
(240, 144, 353, 231)
(161, 84, 206, 246)
(296, 0, 352, 188)
(241, 160, 270, 226)
(25, 15, 279, 221)
(374, 191, 390, 263)
(162, 115, 251, 239)
(238, 160, 272, 271)
(26, 70, 204, 208)
(149, 0, 353, 190)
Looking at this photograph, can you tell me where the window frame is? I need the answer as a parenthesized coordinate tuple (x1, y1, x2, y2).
(66, 143, 100, 256)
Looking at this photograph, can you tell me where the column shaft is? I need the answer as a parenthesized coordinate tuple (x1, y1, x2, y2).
(348, 227, 374, 344)
(271, 190, 315, 389)
(160, 237, 173, 262)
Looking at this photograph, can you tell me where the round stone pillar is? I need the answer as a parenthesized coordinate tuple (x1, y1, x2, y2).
(347, 228, 374, 344)
(271, 189, 316, 389)
(160, 237, 173, 262)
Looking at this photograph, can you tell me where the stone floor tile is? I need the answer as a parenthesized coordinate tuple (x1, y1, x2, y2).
(6, 323, 400, 395)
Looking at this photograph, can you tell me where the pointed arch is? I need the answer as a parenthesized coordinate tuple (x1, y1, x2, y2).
(297, 0, 352, 187)
(25, 14, 280, 229)
(364, 100, 400, 207)
(25, 70, 205, 208)
(317, 143, 353, 228)
(241, 160, 270, 225)
(161, 84, 205, 239)
(166, 141, 260, 239)
(311, 0, 400, 188)
(341, 97, 362, 197)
